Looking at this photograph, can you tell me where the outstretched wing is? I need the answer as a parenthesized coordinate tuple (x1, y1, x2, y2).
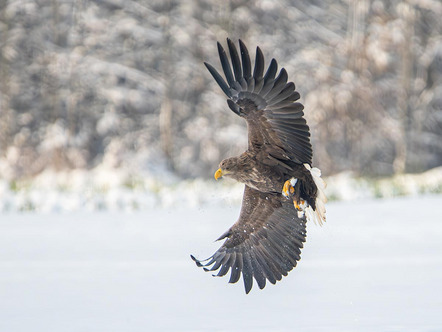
(205, 39, 312, 166)
(191, 186, 307, 293)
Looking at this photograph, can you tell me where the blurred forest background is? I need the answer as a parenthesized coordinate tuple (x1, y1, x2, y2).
(1, 0, 442, 182)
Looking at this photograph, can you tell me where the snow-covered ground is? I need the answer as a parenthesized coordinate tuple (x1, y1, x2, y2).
(0, 195, 441, 331)
(1, 166, 442, 213)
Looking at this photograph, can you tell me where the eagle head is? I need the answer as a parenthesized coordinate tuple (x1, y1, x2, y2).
(214, 157, 241, 180)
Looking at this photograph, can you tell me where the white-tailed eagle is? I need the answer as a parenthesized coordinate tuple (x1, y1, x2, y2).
(191, 39, 327, 293)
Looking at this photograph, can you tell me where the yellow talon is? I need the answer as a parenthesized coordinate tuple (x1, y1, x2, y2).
(282, 180, 292, 197)
(294, 200, 305, 211)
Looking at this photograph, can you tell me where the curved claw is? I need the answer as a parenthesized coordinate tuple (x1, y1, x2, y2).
(294, 200, 305, 211)
(282, 179, 295, 198)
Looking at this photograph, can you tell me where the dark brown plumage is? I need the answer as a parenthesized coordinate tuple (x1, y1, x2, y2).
(191, 39, 327, 293)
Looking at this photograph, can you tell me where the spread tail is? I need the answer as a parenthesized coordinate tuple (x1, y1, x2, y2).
(304, 164, 327, 226)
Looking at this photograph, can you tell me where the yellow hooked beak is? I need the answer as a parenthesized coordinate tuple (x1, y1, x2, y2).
(214, 168, 224, 180)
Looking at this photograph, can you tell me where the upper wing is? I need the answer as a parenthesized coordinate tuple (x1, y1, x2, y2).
(191, 186, 307, 293)
(205, 39, 312, 165)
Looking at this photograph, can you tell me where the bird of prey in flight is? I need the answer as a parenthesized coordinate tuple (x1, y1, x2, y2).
(191, 39, 327, 293)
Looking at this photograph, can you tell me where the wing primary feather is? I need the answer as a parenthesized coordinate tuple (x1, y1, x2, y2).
(242, 249, 254, 293)
(267, 82, 295, 106)
(269, 232, 301, 259)
(269, 98, 299, 110)
(263, 59, 278, 84)
(264, 68, 288, 99)
(271, 119, 309, 130)
(254, 245, 279, 283)
(266, 235, 297, 270)
(287, 91, 301, 101)
(264, 244, 290, 276)
(259, 244, 285, 279)
(253, 46, 264, 81)
(270, 103, 304, 113)
(216, 252, 234, 277)
(201, 257, 217, 268)
(269, 109, 304, 119)
(239, 77, 248, 90)
(267, 112, 304, 120)
(228, 252, 242, 284)
(206, 251, 226, 271)
(204, 62, 232, 97)
(190, 254, 212, 267)
(257, 58, 277, 95)
(227, 38, 242, 83)
(246, 77, 255, 92)
(217, 42, 235, 87)
(249, 249, 266, 289)
(252, 47, 265, 93)
(239, 39, 251, 79)
(273, 131, 311, 146)
(259, 78, 275, 97)
(210, 251, 230, 273)
(253, 78, 264, 94)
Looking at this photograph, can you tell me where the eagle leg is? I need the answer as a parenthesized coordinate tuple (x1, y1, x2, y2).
(282, 178, 306, 212)
(282, 179, 295, 198)
(293, 200, 306, 211)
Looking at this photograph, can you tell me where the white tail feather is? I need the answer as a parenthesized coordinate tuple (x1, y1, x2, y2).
(304, 164, 327, 226)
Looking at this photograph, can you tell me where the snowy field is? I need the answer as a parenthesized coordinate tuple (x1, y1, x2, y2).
(1, 195, 442, 331)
